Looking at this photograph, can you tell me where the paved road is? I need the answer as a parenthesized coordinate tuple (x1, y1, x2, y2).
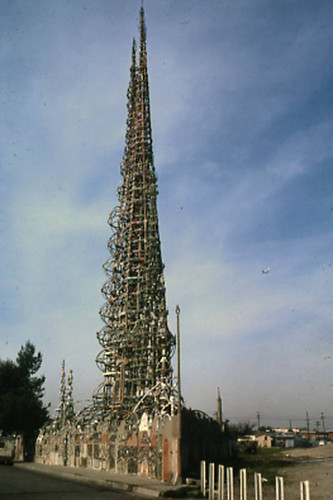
(0, 465, 150, 499)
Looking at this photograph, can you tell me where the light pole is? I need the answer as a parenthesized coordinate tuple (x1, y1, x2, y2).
(176, 305, 181, 412)
(175, 305, 182, 484)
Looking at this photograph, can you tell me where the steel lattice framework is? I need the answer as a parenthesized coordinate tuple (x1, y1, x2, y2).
(93, 8, 176, 421)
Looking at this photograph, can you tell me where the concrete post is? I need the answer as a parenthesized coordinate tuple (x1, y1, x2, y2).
(275, 476, 284, 500)
(240, 468, 247, 500)
(209, 463, 215, 500)
(300, 480, 310, 500)
(254, 472, 262, 500)
(226, 467, 234, 500)
(201, 460, 206, 497)
(218, 465, 224, 500)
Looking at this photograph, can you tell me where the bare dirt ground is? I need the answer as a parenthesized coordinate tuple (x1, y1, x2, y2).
(255, 443, 333, 499)
(276, 443, 333, 499)
(204, 444, 333, 500)
(186, 446, 333, 499)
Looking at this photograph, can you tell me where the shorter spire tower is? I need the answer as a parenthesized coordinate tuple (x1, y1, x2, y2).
(54, 360, 75, 428)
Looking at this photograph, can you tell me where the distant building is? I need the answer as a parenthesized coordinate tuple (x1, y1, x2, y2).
(237, 433, 272, 450)
(300, 430, 317, 441)
(255, 433, 272, 448)
(300, 429, 333, 443)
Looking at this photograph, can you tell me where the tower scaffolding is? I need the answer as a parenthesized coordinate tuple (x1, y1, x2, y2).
(35, 8, 230, 481)
(93, 7, 176, 422)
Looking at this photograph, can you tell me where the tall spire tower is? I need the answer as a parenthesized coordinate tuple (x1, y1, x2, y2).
(94, 7, 175, 421)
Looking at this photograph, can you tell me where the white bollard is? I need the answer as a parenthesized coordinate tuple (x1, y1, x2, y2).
(240, 468, 247, 500)
(201, 460, 206, 497)
(226, 467, 234, 500)
(275, 476, 284, 500)
(300, 480, 310, 500)
(254, 472, 263, 500)
(218, 465, 225, 500)
(209, 463, 215, 500)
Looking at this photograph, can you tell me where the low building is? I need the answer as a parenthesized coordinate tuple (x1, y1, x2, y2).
(255, 433, 272, 448)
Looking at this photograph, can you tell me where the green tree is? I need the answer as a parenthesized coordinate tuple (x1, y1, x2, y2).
(0, 341, 49, 460)
(226, 421, 256, 440)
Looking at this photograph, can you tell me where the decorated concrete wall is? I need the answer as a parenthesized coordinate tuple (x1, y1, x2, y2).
(35, 412, 181, 483)
(36, 408, 232, 483)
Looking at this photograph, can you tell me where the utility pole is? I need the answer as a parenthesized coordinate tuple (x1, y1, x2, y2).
(306, 411, 310, 440)
(321, 412, 326, 435)
(256, 411, 260, 430)
(316, 420, 320, 438)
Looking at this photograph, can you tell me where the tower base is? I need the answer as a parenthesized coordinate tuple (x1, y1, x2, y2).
(35, 409, 232, 483)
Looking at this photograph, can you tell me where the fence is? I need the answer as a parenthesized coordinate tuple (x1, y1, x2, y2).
(201, 460, 310, 500)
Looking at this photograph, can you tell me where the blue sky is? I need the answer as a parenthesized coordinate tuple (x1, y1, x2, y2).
(1, 0, 333, 430)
